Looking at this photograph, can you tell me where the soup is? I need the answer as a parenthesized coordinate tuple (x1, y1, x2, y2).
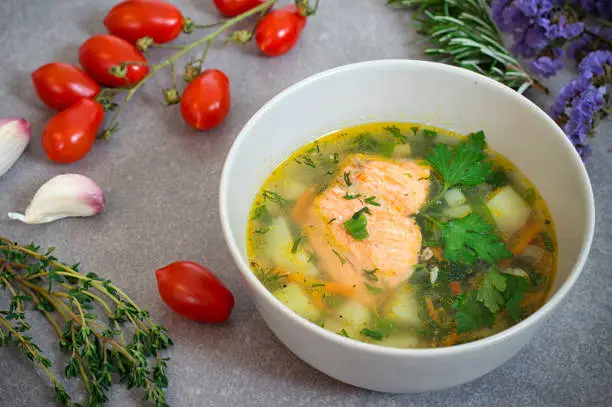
(246, 123, 556, 348)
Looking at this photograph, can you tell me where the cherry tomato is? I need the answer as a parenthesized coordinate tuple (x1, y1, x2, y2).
(31, 63, 100, 111)
(41, 99, 104, 164)
(103, 0, 183, 45)
(180, 69, 230, 130)
(155, 261, 235, 324)
(212, 0, 265, 17)
(79, 34, 149, 87)
(255, 5, 307, 57)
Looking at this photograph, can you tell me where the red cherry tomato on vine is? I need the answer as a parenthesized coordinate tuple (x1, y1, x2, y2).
(103, 0, 183, 45)
(212, 0, 265, 17)
(31, 62, 100, 111)
(79, 34, 149, 87)
(255, 5, 307, 57)
(180, 69, 231, 130)
(155, 261, 235, 324)
(41, 99, 104, 164)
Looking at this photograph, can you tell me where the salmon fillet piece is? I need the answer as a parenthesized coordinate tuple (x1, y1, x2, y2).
(298, 155, 430, 303)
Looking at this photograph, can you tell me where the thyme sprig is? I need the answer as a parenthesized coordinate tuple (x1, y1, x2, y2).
(0, 237, 173, 407)
(388, 0, 547, 94)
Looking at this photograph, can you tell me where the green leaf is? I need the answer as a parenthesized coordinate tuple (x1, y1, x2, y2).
(422, 129, 438, 139)
(426, 131, 492, 191)
(503, 274, 530, 321)
(262, 190, 288, 208)
(343, 207, 370, 241)
(477, 269, 507, 314)
(453, 291, 494, 334)
(384, 125, 410, 143)
(437, 213, 512, 265)
(364, 196, 381, 206)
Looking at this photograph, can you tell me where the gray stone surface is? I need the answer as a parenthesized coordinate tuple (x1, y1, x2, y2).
(0, 0, 610, 406)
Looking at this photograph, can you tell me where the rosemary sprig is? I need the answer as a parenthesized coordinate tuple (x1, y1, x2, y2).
(0, 237, 173, 407)
(388, 0, 547, 94)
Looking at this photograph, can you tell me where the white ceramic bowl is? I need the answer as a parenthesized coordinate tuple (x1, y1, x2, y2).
(219, 60, 595, 393)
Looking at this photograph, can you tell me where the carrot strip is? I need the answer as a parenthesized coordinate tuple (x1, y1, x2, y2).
(310, 291, 326, 310)
(324, 282, 356, 298)
(501, 218, 545, 268)
(442, 331, 460, 347)
(450, 281, 462, 296)
(509, 219, 545, 256)
(425, 296, 440, 323)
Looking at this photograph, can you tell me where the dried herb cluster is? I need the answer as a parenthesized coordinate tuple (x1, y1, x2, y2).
(0, 237, 172, 406)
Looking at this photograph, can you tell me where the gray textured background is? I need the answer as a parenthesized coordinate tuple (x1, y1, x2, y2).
(0, 1, 611, 406)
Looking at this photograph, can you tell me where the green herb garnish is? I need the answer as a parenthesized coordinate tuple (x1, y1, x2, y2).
(343, 207, 370, 241)
(311, 283, 326, 288)
(364, 196, 381, 206)
(360, 328, 384, 341)
(363, 268, 379, 282)
(332, 249, 345, 265)
(426, 131, 492, 194)
(353, 132, 396, 158)
(384, 125, 409, 143)
(540, 231, 554, 252)
(344, 171, 352, 186)
(476, 269, 507, 314)
(422, 129, 438, 139)
(453, 291, 494, 334)
(295, 154, 316, 168)
(435, 213, 512, 265)
(343, 193, 361, 200)
(327, 218, 337, 224)
(503, 274, 530, 321)
(262, 190, 288, 208)
(291, 236, 302, 254)
(339, 328, 350, 338)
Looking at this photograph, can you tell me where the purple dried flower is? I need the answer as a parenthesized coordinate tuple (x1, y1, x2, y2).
(530, 48, 564, 77)
(564, 84, 606, 138)
(492, 0, 583, 58)
(579, 50, 612, 78)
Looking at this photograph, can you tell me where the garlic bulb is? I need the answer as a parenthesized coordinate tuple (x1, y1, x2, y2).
(0, 117, 31, 179)
(8, 174, 104, 224)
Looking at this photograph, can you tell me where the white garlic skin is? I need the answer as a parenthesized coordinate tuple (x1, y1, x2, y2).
(8, 174, 104, 224)
(0, 117, 31, 179)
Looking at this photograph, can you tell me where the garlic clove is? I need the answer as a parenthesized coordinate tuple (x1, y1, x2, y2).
(8, 174, 104, 224)
(0, 117, 31, 179)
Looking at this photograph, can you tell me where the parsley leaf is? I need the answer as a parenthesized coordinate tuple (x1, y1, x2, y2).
(437, 213, 512, 265)
(426, 131, 492, 191)
(477, 269, 507, 314)
(453, 291, 494, 334)
(503, 274, 530, 321)
(343, 207, 370, 241)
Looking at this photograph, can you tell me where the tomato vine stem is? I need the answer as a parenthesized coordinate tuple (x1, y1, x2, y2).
(100, 0, 278, 140)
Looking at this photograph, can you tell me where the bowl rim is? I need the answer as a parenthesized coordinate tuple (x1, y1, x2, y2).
(219, 59, 595, 358)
